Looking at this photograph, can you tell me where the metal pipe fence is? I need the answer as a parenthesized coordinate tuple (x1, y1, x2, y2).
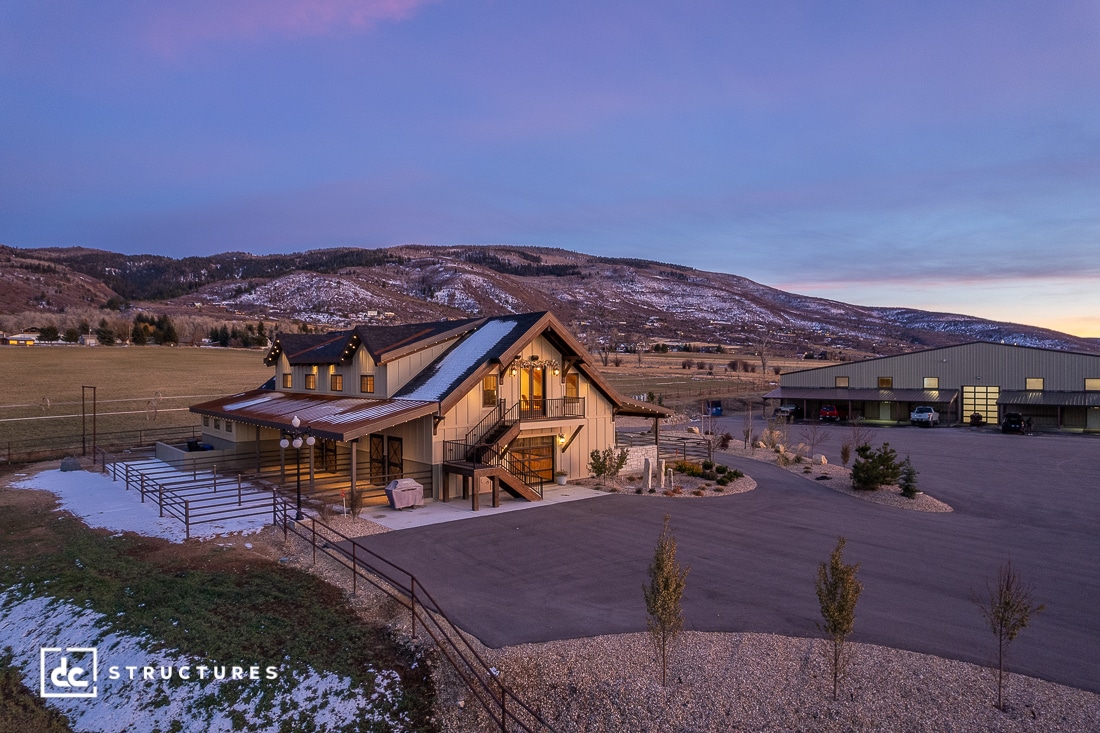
(95, 446, 558, 730)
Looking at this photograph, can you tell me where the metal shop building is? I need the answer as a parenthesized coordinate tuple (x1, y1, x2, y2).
(766, 341, 1100, 431)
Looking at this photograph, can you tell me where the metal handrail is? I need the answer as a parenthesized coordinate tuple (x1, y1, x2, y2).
(277, 506, 559, 732)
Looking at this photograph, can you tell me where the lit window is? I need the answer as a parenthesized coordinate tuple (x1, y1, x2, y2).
(835, 376, 849, 388)
(330, 374, 343, 392)
(304, 373, 317, 390)
(923, 377, 939, 389)
(878, 377, 893, 389)
(482, 375, 498, 407)
(282, 373, 292, 389)
(1025, 377, 1044, 391)
(361, 374, 375, 393)
(566, 373, 579, 398)
(1086, 378, 1100, 391)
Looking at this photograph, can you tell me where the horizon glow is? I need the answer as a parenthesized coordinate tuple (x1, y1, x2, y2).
(1, 1, 1097, 336)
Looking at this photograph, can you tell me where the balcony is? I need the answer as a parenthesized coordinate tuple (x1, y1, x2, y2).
(517, 396, 584, 422)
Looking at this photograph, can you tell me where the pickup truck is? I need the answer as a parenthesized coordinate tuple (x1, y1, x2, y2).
(910, 406, 939, 427)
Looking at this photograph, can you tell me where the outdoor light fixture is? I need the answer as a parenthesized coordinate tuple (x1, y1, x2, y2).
(280, 414, 315, 522)
(558, 433, 566, 445)
(506, 354, 560, 375)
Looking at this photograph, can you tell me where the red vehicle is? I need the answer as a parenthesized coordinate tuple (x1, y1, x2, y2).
(819, 405, 841, 422)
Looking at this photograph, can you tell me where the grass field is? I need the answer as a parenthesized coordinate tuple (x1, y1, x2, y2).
(0, 346, 271, 456)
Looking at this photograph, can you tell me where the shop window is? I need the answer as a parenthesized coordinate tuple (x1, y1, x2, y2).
(1025, 377, 1044, 391)
(1086, 378, 1100, 391)
(923, 377, 939, 389)
(878, 377, 893, 389)
(282, 373, 292, 389)
(226, 422, 233, 433)
(361, 374, 375, 393)
(482, 374, 498, 407)
(835, 376, 849, 388)
(330, 374, 343, 392)
(304, 373, 317, 390)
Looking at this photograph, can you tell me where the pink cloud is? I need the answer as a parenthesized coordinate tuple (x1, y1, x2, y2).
(144, 0, 434, 57)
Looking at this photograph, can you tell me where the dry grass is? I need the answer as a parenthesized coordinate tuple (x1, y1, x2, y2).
(0, 346, 270, 447)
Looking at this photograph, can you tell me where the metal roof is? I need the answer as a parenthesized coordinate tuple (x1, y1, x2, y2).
(190, 390, 437, 442)
(764, 387, 959, 403)
(999, 390, 1100, 407)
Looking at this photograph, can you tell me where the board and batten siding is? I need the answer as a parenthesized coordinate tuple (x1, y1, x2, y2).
(782, 342, 1100, 392)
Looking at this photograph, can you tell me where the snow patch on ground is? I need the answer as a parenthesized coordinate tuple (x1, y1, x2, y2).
(0, 590, 408, 733)
(11, 468, 269, 542)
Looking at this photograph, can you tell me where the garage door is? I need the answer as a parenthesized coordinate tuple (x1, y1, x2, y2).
(962, 385, 1000, 424)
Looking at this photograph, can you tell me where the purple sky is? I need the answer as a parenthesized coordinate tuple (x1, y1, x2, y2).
(1, 1, 1098, 335)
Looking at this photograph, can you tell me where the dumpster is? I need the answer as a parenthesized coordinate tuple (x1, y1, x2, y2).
(384, 478, 425, 509)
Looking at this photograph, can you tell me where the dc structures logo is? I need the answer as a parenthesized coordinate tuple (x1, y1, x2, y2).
(40, 647, 98, 698)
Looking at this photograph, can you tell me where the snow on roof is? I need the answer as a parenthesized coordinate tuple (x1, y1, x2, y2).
(398, 318, 523, 401)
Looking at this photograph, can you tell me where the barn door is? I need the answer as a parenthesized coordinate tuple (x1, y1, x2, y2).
(369, 434, 385, 479)
(387, 436, 404, 479)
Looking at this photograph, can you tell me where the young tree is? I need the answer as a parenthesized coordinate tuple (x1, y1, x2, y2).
(799, 423, 830, 460)
(972, 562, 1045, 710)
(643, 514, 689, 686)
(898, 457, 919, 498)
(816, 537, 863, 700)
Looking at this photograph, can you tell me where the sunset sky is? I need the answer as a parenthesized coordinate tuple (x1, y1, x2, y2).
(1, 1, 1098, 336)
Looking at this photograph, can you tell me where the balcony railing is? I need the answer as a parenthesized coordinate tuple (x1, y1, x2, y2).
(517, 397, 584, 422)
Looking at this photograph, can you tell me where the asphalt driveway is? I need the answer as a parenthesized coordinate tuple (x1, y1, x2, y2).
(355, 424, 1100, 693)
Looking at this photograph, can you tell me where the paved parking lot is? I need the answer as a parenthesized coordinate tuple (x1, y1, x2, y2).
(355, 422, 1100, 692)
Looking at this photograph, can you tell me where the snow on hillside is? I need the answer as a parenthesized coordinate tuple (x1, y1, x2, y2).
(12, 468, 267, 542)
(0, 590, 408, 733)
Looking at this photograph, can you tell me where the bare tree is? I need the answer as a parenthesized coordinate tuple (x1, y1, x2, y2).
(799, 423, 830, 460)
(816, 537, 863, 700)
(972, 562, 1045, 710)
(643, 514, 689, 686)
(841, 417, 874, 464)
(753, 324, 778, 378)
(742, 404, 755, 450)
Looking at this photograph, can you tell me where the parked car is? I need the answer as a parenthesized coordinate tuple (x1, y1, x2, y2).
(1001, 412, 1025, 434)
(909, 405, 940, 427)
(773, 404, 801, 421)
(819, 404, 841, 422)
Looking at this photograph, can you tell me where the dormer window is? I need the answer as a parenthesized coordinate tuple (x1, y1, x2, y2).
(282, 373, 292, 389)
(361, 374, 375, 393)
(331, 374, 343, 392)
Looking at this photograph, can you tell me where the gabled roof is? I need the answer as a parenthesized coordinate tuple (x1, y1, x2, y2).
(396, 311, 670, 418)
(264, 317, 483, 367)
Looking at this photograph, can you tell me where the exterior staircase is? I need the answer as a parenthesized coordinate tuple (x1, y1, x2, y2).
(443, 400, 545, 504)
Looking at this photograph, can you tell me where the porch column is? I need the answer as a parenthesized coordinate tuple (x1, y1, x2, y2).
(279, 442, 285, 485)
(653, 416, 660, 447)
(309, 442, 315, 492)
(350, 439, 358, 497)
(255, 426, 261, 472)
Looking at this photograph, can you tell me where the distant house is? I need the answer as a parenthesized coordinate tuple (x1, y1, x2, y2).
(3, 333, 38, 346)
(190, 312, 668, 508)
(78, 334, 98, 347)
(768, 341, 1100, 432)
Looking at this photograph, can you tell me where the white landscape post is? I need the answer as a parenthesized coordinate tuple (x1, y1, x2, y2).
(642, 457, 652, 490)
(658, 459, 666, 488)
